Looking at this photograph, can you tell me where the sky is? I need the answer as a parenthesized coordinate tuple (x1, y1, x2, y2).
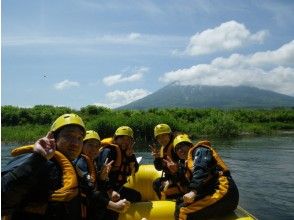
(2, 0, 294, 109)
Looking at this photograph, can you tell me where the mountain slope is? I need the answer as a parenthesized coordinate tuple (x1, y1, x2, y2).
(119, 84, 294, 109)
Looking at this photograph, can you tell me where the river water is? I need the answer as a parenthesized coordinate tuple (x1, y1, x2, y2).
(2, 135, 294, 219)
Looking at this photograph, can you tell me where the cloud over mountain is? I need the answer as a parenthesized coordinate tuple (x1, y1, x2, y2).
(161, 40, 294, 96)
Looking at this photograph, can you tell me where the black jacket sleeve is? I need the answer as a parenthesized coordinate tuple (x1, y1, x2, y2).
(153, 157, 164, 171)
(1, 153, 48, 214)
(125, 154, 139, 173)
(90, 190, 110, 209)
(188, 147, 213, 193)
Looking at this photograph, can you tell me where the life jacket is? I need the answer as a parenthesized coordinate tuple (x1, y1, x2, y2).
(186, 140, 230, 180)
(100, 137, 122, 169)
(11, 145, 79, 202)
(100, 137, 134, 186)
(159, 140, 177, 161)
(75, 154, 97, 220)
(79, 154, 97, 185)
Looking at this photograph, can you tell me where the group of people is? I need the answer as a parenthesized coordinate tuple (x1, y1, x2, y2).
(151, 124, 239, 220)
(2, 113, 239, 220)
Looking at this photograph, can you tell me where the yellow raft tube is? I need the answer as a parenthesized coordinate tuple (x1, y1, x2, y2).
(119, 165, 257, 220)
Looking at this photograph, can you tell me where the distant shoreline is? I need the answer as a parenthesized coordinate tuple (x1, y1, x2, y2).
(2, 129, 294, 146)
(2, 105, 294, 144)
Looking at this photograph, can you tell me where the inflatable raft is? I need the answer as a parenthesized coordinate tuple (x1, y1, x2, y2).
(119, 165, 257, 220)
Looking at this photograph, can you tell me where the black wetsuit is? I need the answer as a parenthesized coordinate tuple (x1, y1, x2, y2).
(2, 153, 82, 220)
(94, 146, 141, 220)
(174, 146, 239, 220)
(74, 155, 110, 220)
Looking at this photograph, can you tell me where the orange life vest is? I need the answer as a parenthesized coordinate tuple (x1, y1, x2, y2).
(11, 145, 79, 202)
(160, 141, 177, 162)
(100, 137, 134, 185)
(79, 154, 97, 185)
(9, 145, 79, 215)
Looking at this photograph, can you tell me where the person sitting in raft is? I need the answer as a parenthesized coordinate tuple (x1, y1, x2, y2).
(2, 113, 86, 220)
(151, 123, 182, 200)
(74, 130, 130, 220)
(95, 126, 141, 219)
(170, 134, 239, 220)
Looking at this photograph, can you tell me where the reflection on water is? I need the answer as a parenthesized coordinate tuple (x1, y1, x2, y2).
(2, 135, 294, 219)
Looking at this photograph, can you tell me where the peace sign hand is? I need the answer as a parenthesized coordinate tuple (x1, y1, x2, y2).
(149, 144, 160, 158)
(33, 132, 56, 160)
(163, 156, 178, 174)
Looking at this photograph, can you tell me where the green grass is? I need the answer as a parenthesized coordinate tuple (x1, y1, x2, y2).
(2, 125, 50, 144)
(2, 105, 294, 143)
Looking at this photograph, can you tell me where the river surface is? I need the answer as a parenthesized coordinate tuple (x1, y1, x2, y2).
(2, 135, 294, 219)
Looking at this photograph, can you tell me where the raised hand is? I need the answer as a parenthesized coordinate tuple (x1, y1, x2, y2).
(149, 144, 160, 158)
(108, 198, 130, 213)
(163, 156, 178, 173)
(100, 158, 114, 180)
(107, 190, 121, 202)
(33, 131, 56, 160)
(183, 190, 197, 204)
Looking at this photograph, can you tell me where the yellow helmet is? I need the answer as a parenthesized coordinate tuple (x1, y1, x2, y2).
(154, 124, 171, 138)
(114, 126, 134, 138)
(173, 134, 192, 150)
(84, 130, 101, 142)
(51, 113, 86, 135)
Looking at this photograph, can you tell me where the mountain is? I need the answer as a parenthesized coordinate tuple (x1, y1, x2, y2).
(119, 84, 294, 109)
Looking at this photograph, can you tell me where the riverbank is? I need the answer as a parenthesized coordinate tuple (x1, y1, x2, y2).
(2, 105, 294, 144)
(2, 125, 294, 146)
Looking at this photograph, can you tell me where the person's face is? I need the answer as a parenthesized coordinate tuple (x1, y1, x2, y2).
(115, 136, 133, 151)
(82, 139, 100, 159)
(56, 125, 84, 161)
(156, 133, 170, 147)
(175, 143, 191, 160)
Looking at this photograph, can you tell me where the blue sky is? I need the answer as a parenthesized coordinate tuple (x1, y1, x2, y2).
(2, 0, 294, 109)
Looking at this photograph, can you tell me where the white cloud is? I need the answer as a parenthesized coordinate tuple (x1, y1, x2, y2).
(106, 89, 151, 106)
(54, 80, 80, 90)
(182, 20, 268, 56)
(100, 32, 142, 44)
(103, 67, 148, 86)
(93, 102, 121, 109)
(128, 33, 141, 40)
(3, 33, 142, 46)
(3, 33, 182, 47)
(92, 88, 151, 109)
(160, 40, 294, 96)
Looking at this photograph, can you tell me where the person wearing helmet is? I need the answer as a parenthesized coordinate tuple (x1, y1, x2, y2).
(74, 130, 130, 220)
(171, 134, 239, 220)
(151, 123, 181, 200)
(2, 113, 86, 220)
(94, 126, 141, 220)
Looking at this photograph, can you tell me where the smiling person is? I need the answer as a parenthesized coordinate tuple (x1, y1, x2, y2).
(94, 126, 141, 220)
(74, 130, 103, 219)
(74, 130, 102, 194)
(171, 134, 239, 220)
(74, 130, 130, 220)
(151, 124, 182, 200)
(2, 113, 86, 220)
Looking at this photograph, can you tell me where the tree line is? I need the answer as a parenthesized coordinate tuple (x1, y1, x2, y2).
(2, 105, 294, 144)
